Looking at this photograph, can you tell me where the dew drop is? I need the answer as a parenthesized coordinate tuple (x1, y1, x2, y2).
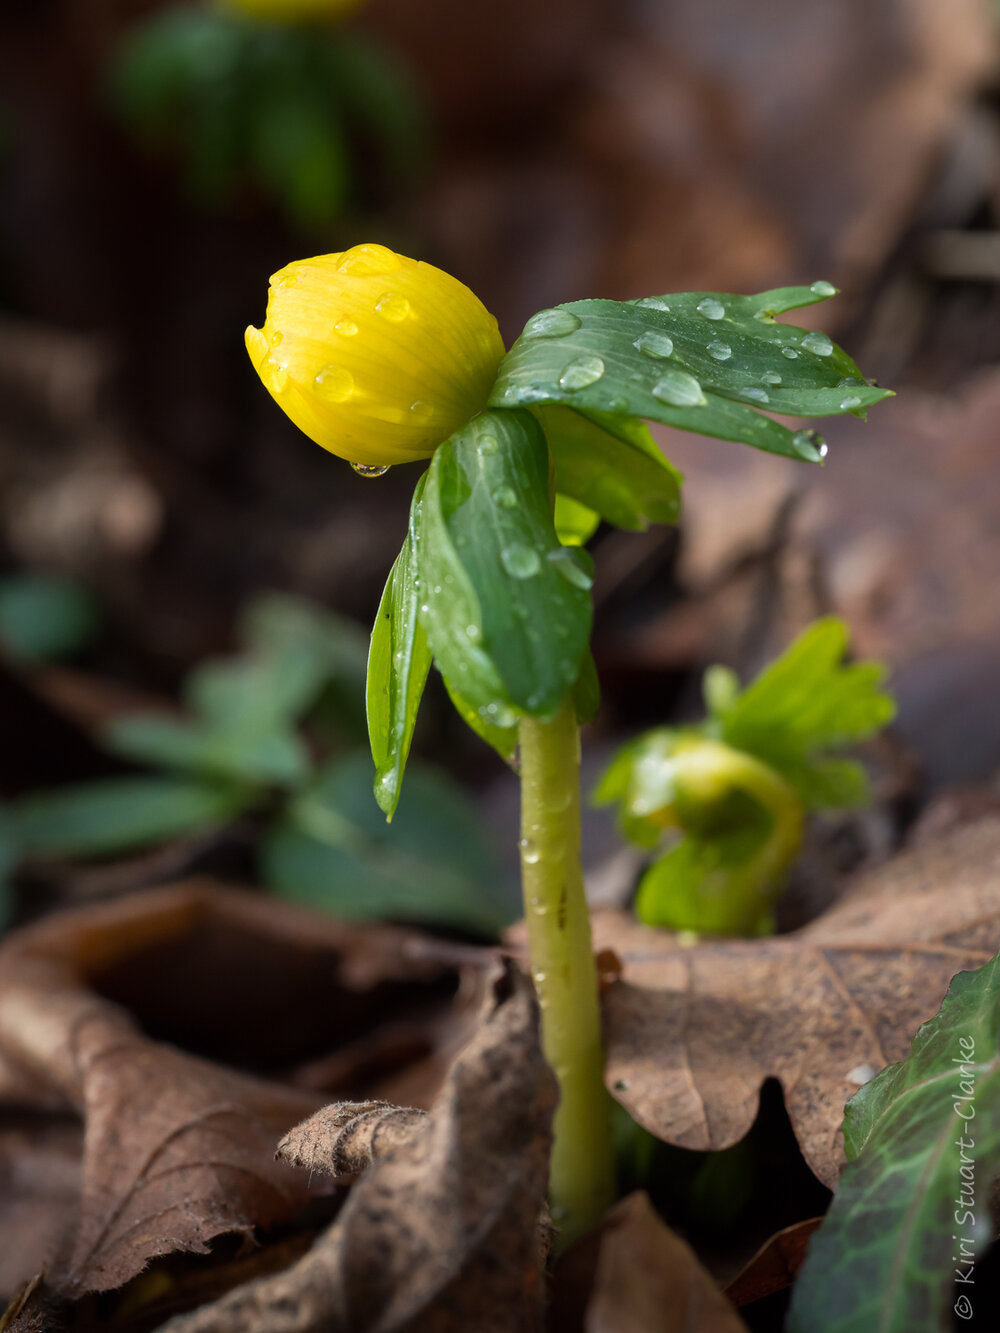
(558, 355, 605, 391)
(336, 243, 400, 277)
(272, 269, 297, 288)
(465, 624, 482, 643)
(846, 1063, 876, 1086)
(501, 544, 541, 578)
(762, 371, 783, 385)
(839, 395, 862, 410)
(376, 292, 411, 322)
(477, 433, 499, 457)
(634, 330, 674, 359)
(409, 399, 434, 422)
(707, 340, 732, 361)
(791, 429, 826, 463)
(652, 369, 706, 407)
(696, 297, 725, 320)
(837, 376, 865, 388)
(547, 547, 593, 590)
(810, 279, 837, 297)
(781, 346, 800, 359)
(802, 331, 834, 357)
(266, 356, 289, 392)
(522, 308, 581, 339)
(335, 319, 358, 337)
(607, 395, 629, 412)
(270, 330, 283, 347)
(520, 837, 541, 865)
(351, 462, 390, 477)
(314, 364, 354, 403)
(635, 296, 670, 311)
(743, 387, 770, 404)
(493, 486, 517, 509)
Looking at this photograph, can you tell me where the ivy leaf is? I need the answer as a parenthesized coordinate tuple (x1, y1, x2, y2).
(367, 478, 433, 819)
(491, 287, 892, 463)
(417, 409, 592, 719)
(787, 951, 1000, 1333)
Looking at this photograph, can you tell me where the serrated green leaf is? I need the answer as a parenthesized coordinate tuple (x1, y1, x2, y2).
(261, 753, 516, 936)
(491, 290, 892, 463)
(554, 493, 601, 546)
(0, 575, 99, 664)
(533, 405, 682, 530)
(8, 777, 253, 859)
(102, 713, 309, 786)
(367, 480, 434, 818)
(417, 409, 592, 718)
(788, 952, 1000, 1333)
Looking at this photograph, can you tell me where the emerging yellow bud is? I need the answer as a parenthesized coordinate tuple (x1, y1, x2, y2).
(219, 0, 364, 23)
(245, 244, 506, 471)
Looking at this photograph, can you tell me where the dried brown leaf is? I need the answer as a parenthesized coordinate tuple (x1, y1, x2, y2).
(277, 1101, 426, 1179)
(724, 1218, 822, 1308)
(155, 967, 556, 1333)
(596, 817, 1000, 1186)
(585, 1192, 748, 1333)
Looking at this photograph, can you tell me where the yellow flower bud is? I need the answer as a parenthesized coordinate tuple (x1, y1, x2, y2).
(245, 244, 506, 471)
(219, 0, 364, 23)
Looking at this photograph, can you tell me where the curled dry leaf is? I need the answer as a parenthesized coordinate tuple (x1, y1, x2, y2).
(595, 816, 1000, 1186)
(0, 881, 462, 1301)
(723, 1218, 823, 1308)
(585, 1191, 748, 1333)
(277, 1101, 427, 1179)
(156, 967, 556, 1333)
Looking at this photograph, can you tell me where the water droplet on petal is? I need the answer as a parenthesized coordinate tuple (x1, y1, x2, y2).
(501, 544, 541, 578)
(477, 433, 499, 457)
(634, 331, 674, 359)
(547, 547, 593, 590)
(559, 355, 605, 391)
(781, 346, 799, 359)
(743, 387, 770, 404)
(270, 330, 283, 347)
(791, 429, 825, 463)
(652, 369, 706, 407)
(272, 269, 297, 288)
(802, 331, 834, 356)
(266, 356, 289, 392)
(522, 308, 582, 339)
(314, 364, 354, 402)
(351, 462, 390, 477)
(810, 279, 837, 297)
(696, 298, 725, 320)
(707, 341, 732, 360)
(335, 319, 358, 337)
(376, 292, 411, 322)
(840, 395, 862, 410)
(762, 371, 782, 385)
(410, 400, 434, 422)
(336, 243, 400, 277)
(493, 487, 517, 509)
(635, 296, 670, 312)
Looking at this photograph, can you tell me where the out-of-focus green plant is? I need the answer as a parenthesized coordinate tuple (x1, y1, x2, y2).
(1, 592, 513, 937)
(0, 574, 99, 664)
(107, 1, 425, 230)
(594, 617, 897, 936)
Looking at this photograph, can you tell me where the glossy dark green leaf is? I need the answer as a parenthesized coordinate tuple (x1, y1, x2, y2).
(8, 777, 253, 859)
(261, 753, 516, 936)
(367, 480, 433, 818)
(0, 575, 99, 663)
(103, 714, 309, 787)
(441, 674, 519, 762)
(491, 288, 892, 463)
(417, 409, 592, 718)
(788, 952, 1000, 1333)
(533, 406, 682, 531)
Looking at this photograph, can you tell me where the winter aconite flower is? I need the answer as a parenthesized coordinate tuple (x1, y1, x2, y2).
(245, 244, 506, 471)
(220, 0, 364, 23)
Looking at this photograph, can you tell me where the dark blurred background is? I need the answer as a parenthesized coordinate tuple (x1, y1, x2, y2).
(1, 0, 999, 914)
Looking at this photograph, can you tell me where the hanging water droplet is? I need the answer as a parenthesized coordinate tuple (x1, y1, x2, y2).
(635, 296, 670, 312)
(840, 395, 862, 410)
(493, 487, 517, 509)
(791, 429, 825, 463)
(802, 331, 834, 356)
(781, 346, 799, 359)
(501, 544, 541, 578)
(810, 279, 837, 297)
(336, 243, 400, 277)
(335, 319, 358, 337)
(351, 462, 390, 477)
(558, 355, 605, 391)
(707, 340, 732, 361)
(547, 548, 593, 590)
(314, 364, 354, 403)
(743, 387, 770, 404)
(762, 371, 783, 385)
(522, 308, 581, 339)
(634, 331, 674, 359)
(696, 297, 725, 320)
(477, 433, 499, 457)
(376, 292, 411, 322)
(652, 369, 706, 407)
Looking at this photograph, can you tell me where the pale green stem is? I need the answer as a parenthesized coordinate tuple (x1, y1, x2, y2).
(518, 698, 615, 1248)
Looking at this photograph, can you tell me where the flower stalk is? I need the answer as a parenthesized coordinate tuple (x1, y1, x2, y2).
(518, 698, 615, 1248)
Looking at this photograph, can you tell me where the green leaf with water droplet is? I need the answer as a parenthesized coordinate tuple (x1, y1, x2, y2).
(417, 409, 592, 719)
(532, 406, 682, 531)
(367, 477, 433, 819)
(441, 674, 519, 763)
(788, 950, 1000, 1333)
(491, 288, 891, 464)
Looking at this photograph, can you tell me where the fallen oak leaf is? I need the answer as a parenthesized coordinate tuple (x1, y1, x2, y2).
(0, 881, 462, 1297)
(154, 966, 557, 1333)
(593, 816, 1000, 1186)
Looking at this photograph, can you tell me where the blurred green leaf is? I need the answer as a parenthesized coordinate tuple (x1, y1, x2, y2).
(321, 33, 428, 185)
(417, 409, 592, 719)
(788, 951, 1000, 1333)
(8, 777, 253, 859)
(534, 406, 682, 531)
(0, 575, 99, 663)
(573, 649, 601, 725)
(367, 483, 433, 819)
(553, 493, 601, 546)
(261, 753, 515, 935)
(103, 713, 309, 786)
(492, 287, 892, 463)
(0, 806, 16, 931)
